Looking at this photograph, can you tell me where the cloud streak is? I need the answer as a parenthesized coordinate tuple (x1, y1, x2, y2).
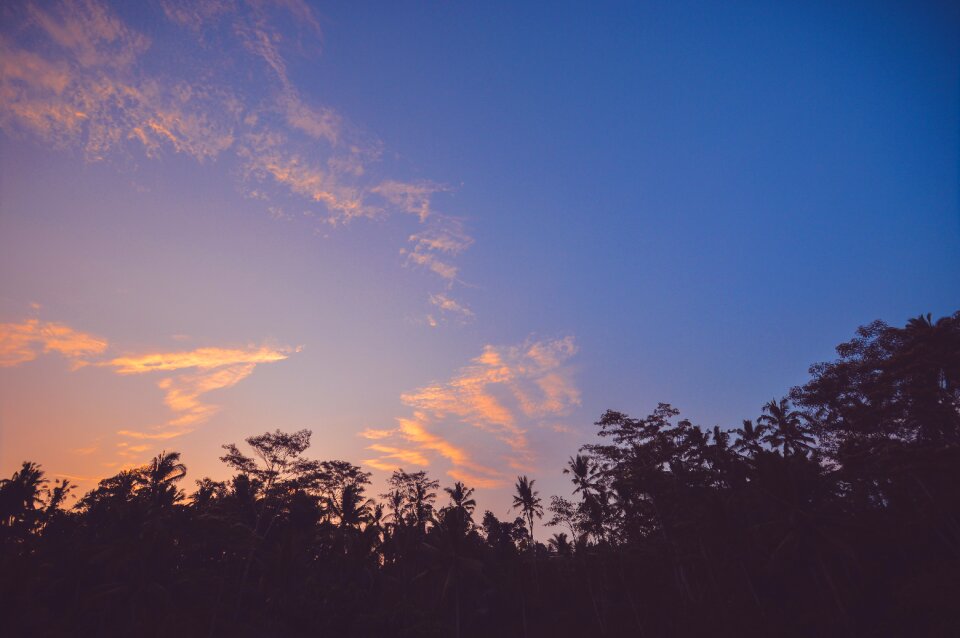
(362, 337, 580, 486)
(105, 344, 294, 441)
(105, 345, 292, 374)
(0, 312, 292, 458)
(0, 318, 107, 368)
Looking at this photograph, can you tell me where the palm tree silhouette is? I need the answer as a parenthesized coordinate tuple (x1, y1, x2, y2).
(563, 454, 598, 496)
(548, 532, 572, 556)
(141, 450, 187, 507)
(442, 481, 477, 536)
(733, 419, 768, 457)
(444, 481, 477, 515)
(899, 313, 960, 443)
(0, 461, 47, 526)
(511, 475, 543, 550)
(44, 478, 74, 513)
(330, 482, 372, 529)
(758, 398, 815, 457)
(383, 488, 407, 529)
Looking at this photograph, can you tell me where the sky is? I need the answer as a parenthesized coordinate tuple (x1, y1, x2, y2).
(1, 0, 958, 520)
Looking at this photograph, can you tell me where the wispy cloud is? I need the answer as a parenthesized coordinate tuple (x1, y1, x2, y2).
(105, 344, 294, 440)
(239, 139, 380, 223)
(0, 318, 107, 368)
(361, 413, 503, 487)
(429, 293, 474, 322)
(403, 215, 473, 283)
(0, 0, 474, 302)
(105, 345, 292, 374)
(0, 1, 235, 161)
(0, 312, 292, 458)
(26, 0, 150, 70)
(159, 0, 237, 32)
(362, 337, 580, 485)
(373, 180, 448, 223)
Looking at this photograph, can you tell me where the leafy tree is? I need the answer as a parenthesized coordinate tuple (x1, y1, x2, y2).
(545, 494, 582, 539)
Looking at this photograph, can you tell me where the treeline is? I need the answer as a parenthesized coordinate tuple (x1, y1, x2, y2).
(1, 312, 958, 637)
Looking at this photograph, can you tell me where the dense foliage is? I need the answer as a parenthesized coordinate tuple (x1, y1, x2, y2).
(2, 312, 958, 637)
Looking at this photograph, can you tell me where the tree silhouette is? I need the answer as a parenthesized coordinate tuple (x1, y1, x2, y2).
(511, 475, 543, 551)
(758, 397, 815, 457)
(564, 454, 598, 496)
(0, 461, 46, 528)
(732, 418, 768, 457)
(141, 450, 187, 507)
(444, 481, 477, 515)
(548, 532, 572, 556)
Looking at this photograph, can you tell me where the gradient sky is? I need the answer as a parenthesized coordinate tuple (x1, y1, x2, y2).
(1, 0, 958, 520)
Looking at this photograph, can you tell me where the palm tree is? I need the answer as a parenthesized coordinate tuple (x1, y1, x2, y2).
(141, 450, 187, 507)
(361, 502, 386, 556)
(563, 454, 597, 495)
(0, 461, 47, 526)
(548, 532, 572, 556)
(511, 475, 543, 550)
(45, 478, 74, 513)
(330, 482, 372, 529)
(733, 419, 768, 457)
(385, 469, 439, 532)
(384, 488, 407, 528)
(410, 474, 439, 531)
(442, 481, 477, 535)
(444, 481, 477, 515)
(899, 313, 960, 443)
(758, 398, 815, 457)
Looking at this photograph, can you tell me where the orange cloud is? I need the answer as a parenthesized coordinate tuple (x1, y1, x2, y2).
(447, 469, 503, 490)
(359, 428, 395, 440)
(159, 0, 236, 31)
(429, 294, 474, 321)
(242, 147, 378, 223)
(0, 310, 292, 467)
(365, 444, 430, 467)
(0, 319, 107, 368)
(405, 251, 459, 280)
(114, 429, 191, 441)
(408, 216, 473, 254)
(105, 345, 291, 375)
(363, 338, 580, 485)
(108, 345, 292, 442)
(373, 180, 447, 222)
(280, 91, 343, 145)
(72, 444, 100, 455)
(0, 8, 234, 162)
(403, 216, 474, 283)
(27, 0, 149, 69)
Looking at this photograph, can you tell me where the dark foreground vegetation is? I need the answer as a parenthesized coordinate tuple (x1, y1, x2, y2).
(2, 313, 959, 637)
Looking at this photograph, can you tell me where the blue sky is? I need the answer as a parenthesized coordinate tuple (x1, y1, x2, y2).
(1, 0, 957, 518)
